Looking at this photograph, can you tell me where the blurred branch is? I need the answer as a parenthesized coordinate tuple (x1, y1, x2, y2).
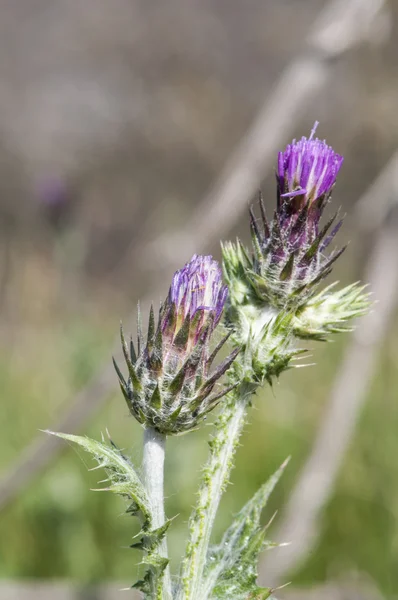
(259, 154, 398, 587)
(0, 0, 387, 511)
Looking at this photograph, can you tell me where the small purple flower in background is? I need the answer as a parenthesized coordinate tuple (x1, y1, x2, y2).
(35, 175, 71, 230)
(36, 176, 68, 207)
(114, 254, 238, 435)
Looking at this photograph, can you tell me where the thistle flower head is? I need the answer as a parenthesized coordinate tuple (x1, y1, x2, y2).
(274, 122, 344, 249)
(224, 125, 346, 312)
(277, 122, 343, 208)
(114, 255, 238, 435)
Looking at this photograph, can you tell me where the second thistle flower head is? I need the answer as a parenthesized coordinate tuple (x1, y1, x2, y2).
(114, 255, 238, 435)
(278, 123, 343, 202)
(246, 124, 346, 309)
(276, 122, 344, 240)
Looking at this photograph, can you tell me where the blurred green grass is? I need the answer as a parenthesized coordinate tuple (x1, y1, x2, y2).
(0, 299, 397, 597)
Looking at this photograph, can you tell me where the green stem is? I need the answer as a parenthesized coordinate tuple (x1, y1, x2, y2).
(177, 381, 256, 600)
(142, 427, 172, 600)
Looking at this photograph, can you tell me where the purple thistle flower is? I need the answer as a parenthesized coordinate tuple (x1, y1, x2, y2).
(244, 125, 346, 309)
(277, 122, 343, 208)
(113, 255, 237, 435)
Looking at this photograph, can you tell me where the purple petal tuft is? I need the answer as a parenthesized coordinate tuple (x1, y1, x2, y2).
(169, 254, 228, 329)
(278, 126, 343, 205)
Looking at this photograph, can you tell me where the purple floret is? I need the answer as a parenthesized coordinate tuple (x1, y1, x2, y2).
(169, 254, 228, 328)
(277, 122, 343, 206)
(36, 176, 68, 206)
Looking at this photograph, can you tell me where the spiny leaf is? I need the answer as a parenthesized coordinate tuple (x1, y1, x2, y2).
(46, 431, 175, 597)
(134, 544, 170, 598)
(45, 431, 151, 527)
(132, 575, 151, 595)
(131, 518, 173, 552)
(203, 460, 289, 599)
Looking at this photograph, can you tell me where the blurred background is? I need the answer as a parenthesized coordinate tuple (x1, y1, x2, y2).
(0, 0, 397, 599)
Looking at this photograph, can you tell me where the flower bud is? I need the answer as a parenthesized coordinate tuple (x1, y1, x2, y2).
(113, 255, 238, 435)
(161, 254, 228, 357)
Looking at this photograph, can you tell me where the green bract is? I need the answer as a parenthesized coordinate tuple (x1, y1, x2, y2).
(113, 307, 239, 435)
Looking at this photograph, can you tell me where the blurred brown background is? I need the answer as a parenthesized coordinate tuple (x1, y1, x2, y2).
(0, 0, 397, 598)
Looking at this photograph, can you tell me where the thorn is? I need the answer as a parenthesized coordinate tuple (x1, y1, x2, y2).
(264, 511, 278, 530)
(272, 581, 291, 592)
(278, 541, 292, 547)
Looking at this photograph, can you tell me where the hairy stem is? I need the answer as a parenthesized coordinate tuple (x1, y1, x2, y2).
(178, 381, 257, 600)
(142, 427, 172, 600)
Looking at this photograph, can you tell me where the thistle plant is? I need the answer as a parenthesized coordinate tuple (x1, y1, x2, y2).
(47, 123, 369, 599)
